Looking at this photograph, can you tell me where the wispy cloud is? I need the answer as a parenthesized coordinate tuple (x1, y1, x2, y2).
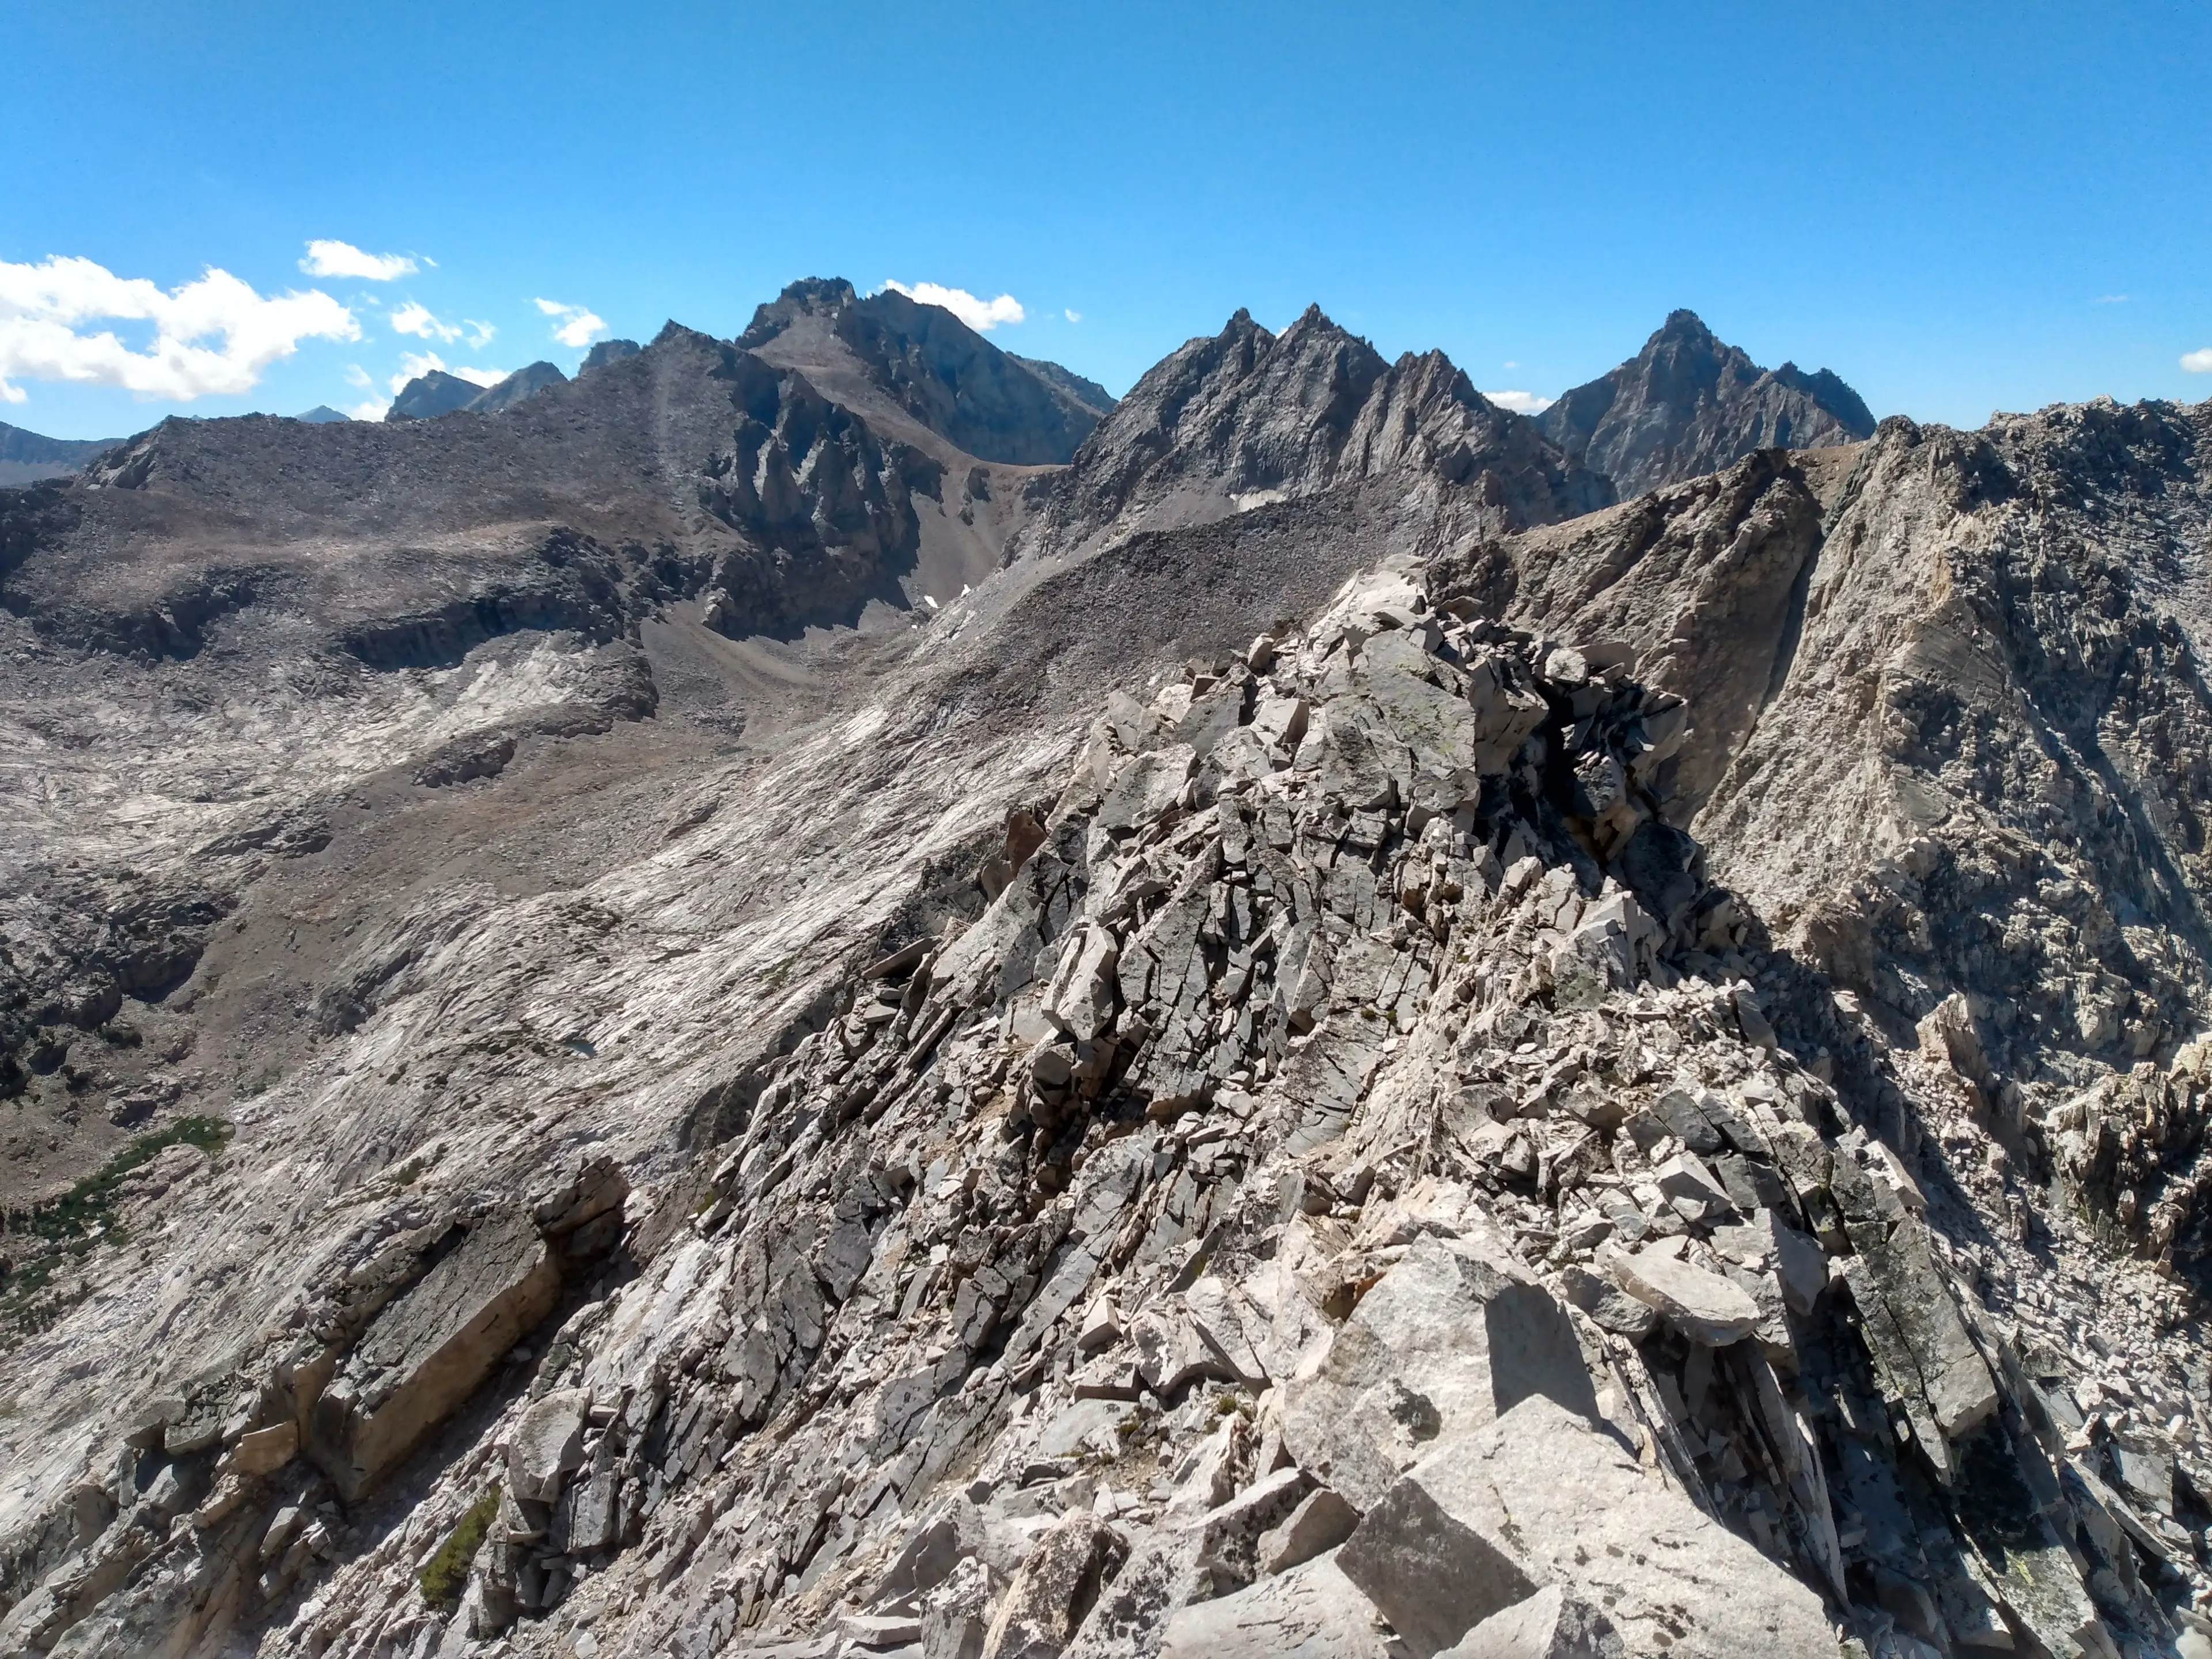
(882, 280, 1025, 332)
(533, 297, 605, 349)
(1483, 389, 1554, 415)
(2183, 349, 2212, 374)
(0, 254, 357, 402)
(300, 240, 418, 281)
(347, 399, 388, 421)
(391, 301, 454, 342)
(2095, 294, 2130, 305)
(343, 363, 373, 388)
(389, 302, 494, 349)
(1065, 308, 1082, 324)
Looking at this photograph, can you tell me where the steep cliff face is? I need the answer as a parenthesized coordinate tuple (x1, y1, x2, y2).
(1024, 306, 1612, 555)
(3, 284, 2212, 1659)
(1441, 395, 2212, 1264)
(1539, 310, 1876, 495)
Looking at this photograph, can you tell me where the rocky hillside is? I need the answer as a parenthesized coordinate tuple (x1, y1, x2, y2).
(2, 283, 2210, 1659)
(1540, 310, 1877, 495)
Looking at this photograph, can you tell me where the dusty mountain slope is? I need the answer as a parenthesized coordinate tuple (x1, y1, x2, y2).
(2, 282, 2211, 1659)
(1539, 310, 1877, 495)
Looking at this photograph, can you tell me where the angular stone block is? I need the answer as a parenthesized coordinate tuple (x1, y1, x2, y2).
(307, 1209, 561, 1499)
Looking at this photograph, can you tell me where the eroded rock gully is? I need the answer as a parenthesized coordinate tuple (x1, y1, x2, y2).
(12, 558, 2211, 1659)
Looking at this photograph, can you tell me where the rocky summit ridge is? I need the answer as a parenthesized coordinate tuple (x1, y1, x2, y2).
(1, 283, 2210, 1659)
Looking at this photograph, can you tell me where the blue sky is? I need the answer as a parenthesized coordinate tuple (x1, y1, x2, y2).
(2, 0, 2207, 439)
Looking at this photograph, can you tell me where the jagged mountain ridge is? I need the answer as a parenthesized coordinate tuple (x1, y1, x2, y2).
(2, 279, 2210, 1659)
(1018, 304, 1616, 558)
(1540, 309, 1877, 495)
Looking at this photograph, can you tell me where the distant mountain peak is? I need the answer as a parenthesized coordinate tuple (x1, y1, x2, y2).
(739, 274, 1108, 466)
(581, 338, 641, 374)
(1026, 304, 1608, 552)
(1539, 312, 1877, 494)
(1007, 354, 1116, 419)
(386, 362, 569, 422)
(387, 369, 483, 422)
(0, 418, 128, 484)
(466, 361, 567, 414)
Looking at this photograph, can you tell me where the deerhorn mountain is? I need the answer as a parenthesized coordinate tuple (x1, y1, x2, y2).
(1539, 308, 1877, 495)
(1, 283, 2209, 1659)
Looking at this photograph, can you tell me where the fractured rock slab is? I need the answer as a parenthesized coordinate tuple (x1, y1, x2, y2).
(1338, 1395, 1835, 1658)
(1605, 1246, 1759, 1347)
(1282, 1234, 1597, 1510)
(1158, 1551, 1407, 1659)
(1440, 1586, 1624, 1659)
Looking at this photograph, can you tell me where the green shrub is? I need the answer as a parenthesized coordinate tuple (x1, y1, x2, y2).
(1, 1117, 232, 1339)
(418, 1483, 501, 1608)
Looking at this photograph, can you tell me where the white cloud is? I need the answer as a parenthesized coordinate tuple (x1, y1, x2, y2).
(343, 363, 373, 388)
(452, 365, 509, 388)
(2183, 349, 2212, 373)
(2096, 294, 2130, 305)
(1065, 308, 1082, 324)
(0, 254, 358, 402)
(390, 300, 456, 342)
(390, 302, 495, 349)
(533, 297, 605, 349)
(1483, 389, 1554, 415)
(347, 398, 388, 421)
(882, 280, 1025, 332)
(300, 240, 418, 281)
